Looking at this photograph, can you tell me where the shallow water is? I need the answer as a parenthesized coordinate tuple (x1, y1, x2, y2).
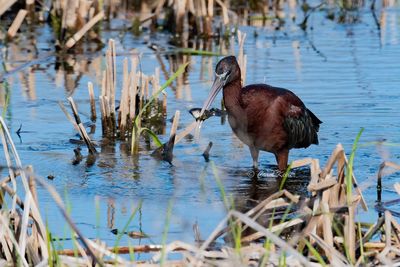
(1, 0, 400, 251)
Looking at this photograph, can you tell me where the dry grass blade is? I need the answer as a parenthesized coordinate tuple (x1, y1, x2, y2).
(0, 0, 17, 16)
(0, 215, 29, 267)
(151, 240, 227, 263)
(310, 233, 349, 266)
(65, 11, 105, 49)
(175, 121, 197, 144)
(230, 210, 311, 265)
(241, 218, 303, 243)
(0, 117, 48, 259)
(7, 9, 28, 38)
(33, 174, 104, 266)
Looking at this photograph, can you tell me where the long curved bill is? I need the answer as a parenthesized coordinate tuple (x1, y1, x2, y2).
(194, 76, 224, 139)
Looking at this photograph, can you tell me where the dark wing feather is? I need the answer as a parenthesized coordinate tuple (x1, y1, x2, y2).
(283, 101, 322, 149)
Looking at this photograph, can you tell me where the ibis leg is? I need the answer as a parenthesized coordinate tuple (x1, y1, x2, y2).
(250, 146, 259, 169)
(275, 149, 289, 172)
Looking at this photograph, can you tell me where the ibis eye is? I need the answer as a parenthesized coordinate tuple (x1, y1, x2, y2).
(216, 70, 230, 80)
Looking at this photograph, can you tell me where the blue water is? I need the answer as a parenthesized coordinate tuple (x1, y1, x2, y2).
(0, 0, 399, 250)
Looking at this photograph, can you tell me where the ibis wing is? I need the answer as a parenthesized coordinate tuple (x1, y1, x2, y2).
(284, 104, 322, 149)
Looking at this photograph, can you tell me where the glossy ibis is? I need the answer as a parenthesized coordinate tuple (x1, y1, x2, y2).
(197, 56, 322, 171)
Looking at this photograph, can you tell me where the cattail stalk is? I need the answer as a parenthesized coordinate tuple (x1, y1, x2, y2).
(88, 82, 96, 122)
(7, 9, 28, 39)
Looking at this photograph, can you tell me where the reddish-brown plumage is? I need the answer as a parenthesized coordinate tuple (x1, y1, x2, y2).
(198, 56, 322, 171)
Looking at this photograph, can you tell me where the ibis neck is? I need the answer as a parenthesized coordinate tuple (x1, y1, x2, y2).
(222, 79, 242, 113)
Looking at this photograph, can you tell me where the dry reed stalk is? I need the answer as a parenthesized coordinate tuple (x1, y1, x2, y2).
(110, 39, 116, 121)
(60, 0, 69, 40)
(27, 165, 38, 206)
(129, 57, 138, 121)
(137, 73, 144, 108)
(308, 177, 337, 191)
(59, 244, 167, 256)
(151, 240, 227, 263)
(152, 67, 160, 97)
(231, 211, 312, 265)
(241, 218, 303, 243)
(390, 216, 400, 245)
(175, 0, 187, 33)
(237, 30, 247, 84)
(67, 97, 97, 154)
(342, 152, 368, 211)
(99, 95, 107, 135)
(144, 76, 149, 100)
(310, 233, 349, 266)
(119, 58, 129, 137)
(0, 215, 30, 267)
(0, 0, 17, 16)
(173, 121, 196, 144)
(385, 210, 392, 248)
(98, 40, 118, 137)
(99, 71, 107, 134)
(321, 202, 334, 259)
(65, 0, 78, 29)
(0, 117, 49, 260)
(216, 0, 229, 25)
(345, 205, 356, 263)
(170, 110, 180, 138)
(162, 92, 167, 116)
(33, 174, 103, 266)
(0, 127, 18, 212)
(7, 9, 28, 39)
(88, 82, 96, 121)
(321, 144, 344, 177)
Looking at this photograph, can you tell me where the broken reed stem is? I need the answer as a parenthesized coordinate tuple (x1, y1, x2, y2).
(27, 165, 38, 206)
(88, 82, 96, 122)
(58, 244, 185, 256)
(67, 97, 97, 155)
(0, 117, 49, 260)
(170, 110, 180, 138)
(0, 0, 17, 16)
(65, 10, 104, 49)
(7, 9, 28, 39)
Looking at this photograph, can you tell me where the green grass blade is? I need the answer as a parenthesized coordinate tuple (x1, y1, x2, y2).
(346, 128, 364, 205)
(140, 127, 163, 148)
(160, 199, 174, 266)
(128, 239, 135, 262)
(113, 201, 143, 253)
(303, 239, 327, 267)
(131, 62, 189, 154)
(95, 197, 100, 240)
(279, 162, 292, 191)
(211, 161, 229, 210)
(133, 62, 189, 127)
(175, 48, 222, 56)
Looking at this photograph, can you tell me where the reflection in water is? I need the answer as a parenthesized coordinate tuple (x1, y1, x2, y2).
(230, 166, 310, 213)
